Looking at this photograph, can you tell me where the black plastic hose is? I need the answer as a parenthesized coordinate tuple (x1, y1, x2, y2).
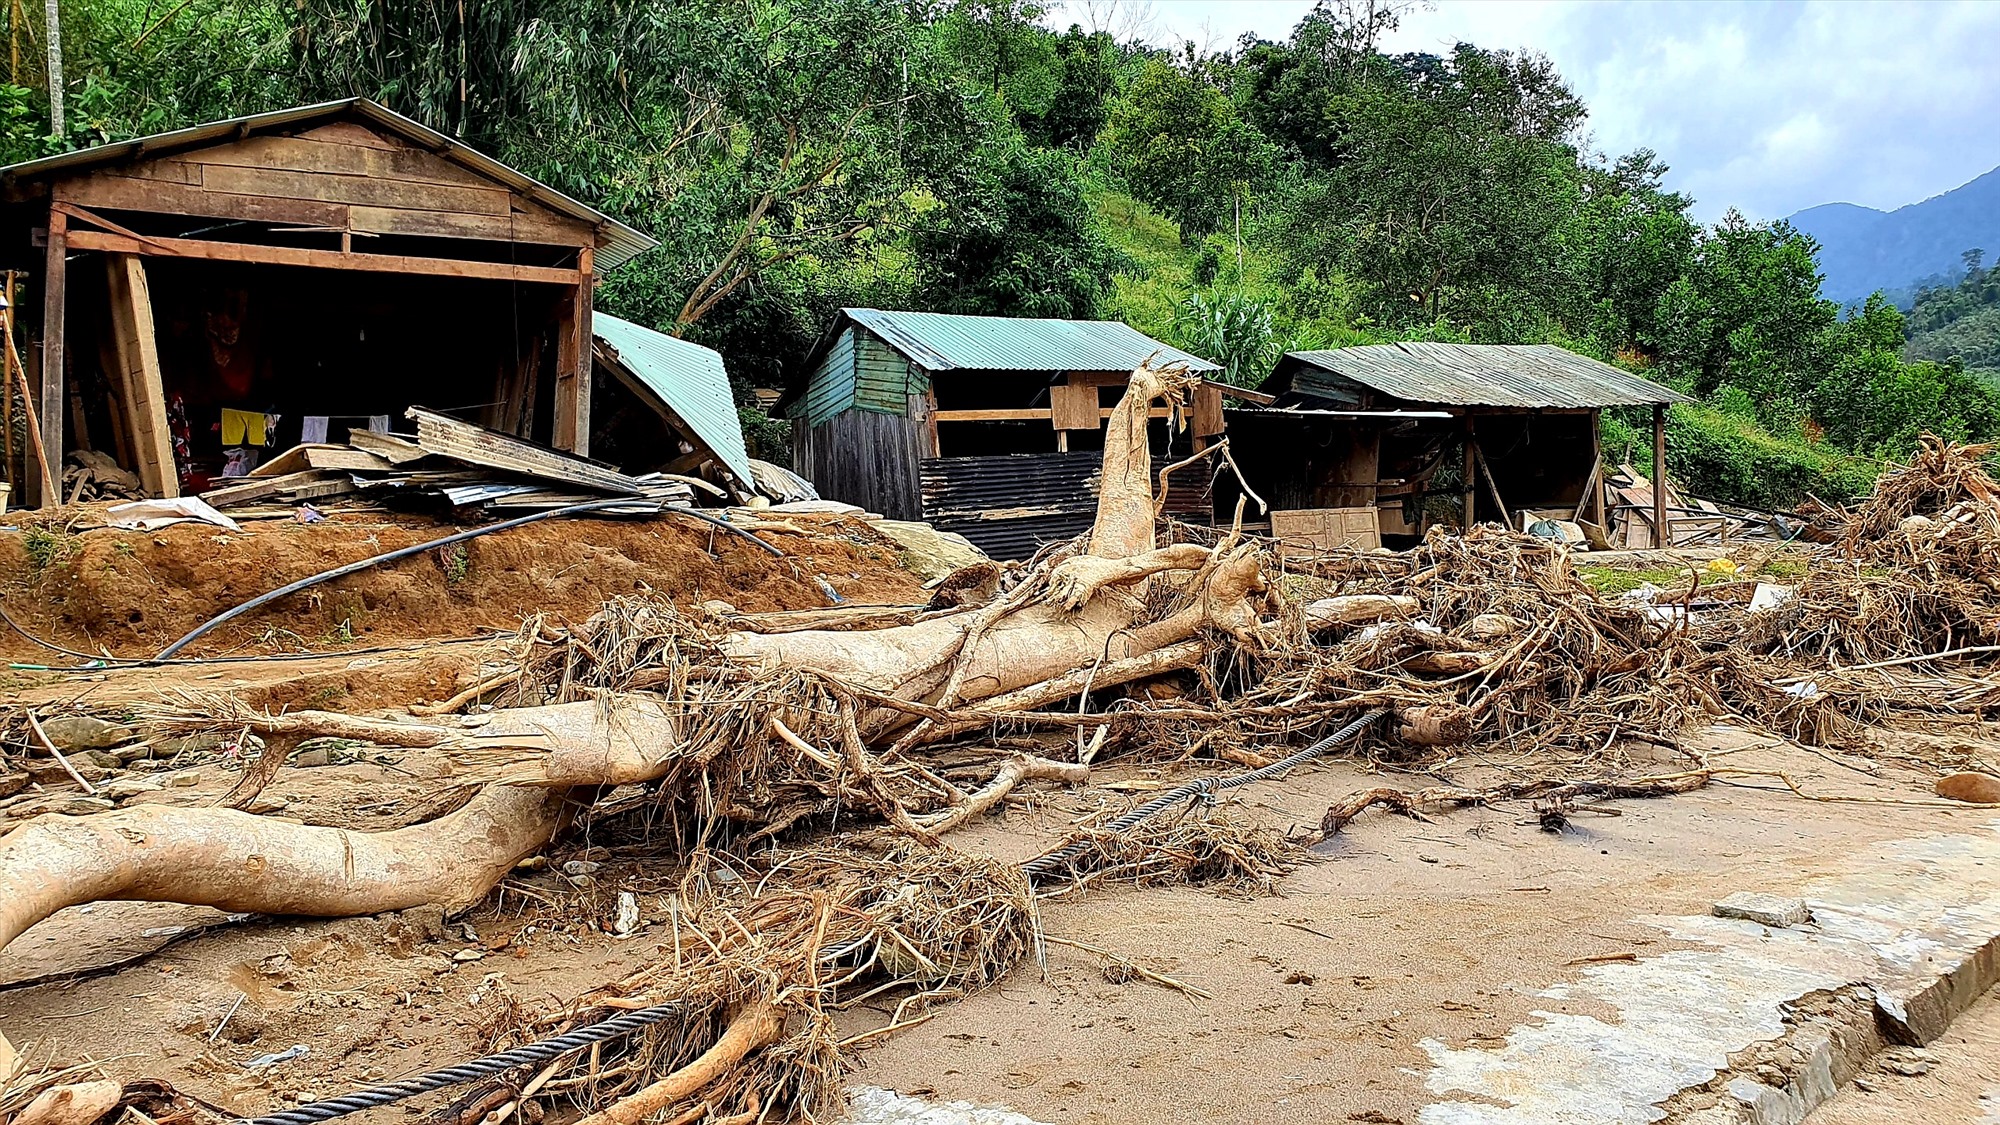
(153, 501, 782, 659)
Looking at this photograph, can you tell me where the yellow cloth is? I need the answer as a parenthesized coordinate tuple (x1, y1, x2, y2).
(221, 408, 266, 447)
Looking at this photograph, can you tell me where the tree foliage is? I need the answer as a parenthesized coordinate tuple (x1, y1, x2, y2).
(6, 0, 1994, 500)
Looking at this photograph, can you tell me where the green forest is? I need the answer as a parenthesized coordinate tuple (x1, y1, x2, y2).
(6, 0, 1998, 508)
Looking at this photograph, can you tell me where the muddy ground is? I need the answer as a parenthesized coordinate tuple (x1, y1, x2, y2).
(1, 519, 1996, 1124)
(0, 506, 925, 663)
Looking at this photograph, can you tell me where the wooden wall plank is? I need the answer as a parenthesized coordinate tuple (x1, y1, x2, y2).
(1050, 382, 1098, 431)
(347, 204, 592, 247)
(187, 135, 495, 189)
(796, 408, 924, 520)
(298, 121, 406, 151)
(199, 164, 512, 216)
(796, 327, 857, 427)
(103, 254, 178, 497)
(59, 174, 349, 227)
(1191, 383, 1224, 437)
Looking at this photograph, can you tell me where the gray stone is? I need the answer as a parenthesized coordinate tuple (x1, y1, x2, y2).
(102, 776, 163, 801)
(293, 748, 332, 768)
(1714, 892, 1811, 928)
(36, 715, 135, 751)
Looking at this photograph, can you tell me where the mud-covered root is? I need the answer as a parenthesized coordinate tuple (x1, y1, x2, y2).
(0, 783, 568, 954)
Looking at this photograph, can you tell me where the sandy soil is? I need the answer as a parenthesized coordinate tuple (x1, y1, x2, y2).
(0, 506, 925, 663)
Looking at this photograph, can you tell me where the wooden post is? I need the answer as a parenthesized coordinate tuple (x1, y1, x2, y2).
(1461, 420, 1477, 527)
(34, 206, 65, 507)
(104, 254, 178, 496)
(1589, 407, 1605, 527)
(1651, 403, 1668, 547)
(551, 247, 593, 456)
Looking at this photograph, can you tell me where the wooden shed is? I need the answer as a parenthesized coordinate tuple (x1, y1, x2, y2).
(784, 308, 1226, 558)
(0, 98, 654, 506)
(1240, 343, 1690, 550)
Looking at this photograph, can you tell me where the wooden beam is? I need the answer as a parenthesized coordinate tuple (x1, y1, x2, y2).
(551, 247, 593, 454)
(1461, 422, 1476, 527)
(1652, 403, 1668, 546)
(932, 406, 1173, 423)
(35, 207, 65, 507)
(1205, 380, 1275, 406)
(65, 228, 582, 286)
(103, 254, 178, 497)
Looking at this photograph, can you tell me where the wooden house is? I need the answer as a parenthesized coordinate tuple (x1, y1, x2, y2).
(784, 308, 1225, 558)
(1239, 343, 1690, 550)
(0, 98, 655, 506)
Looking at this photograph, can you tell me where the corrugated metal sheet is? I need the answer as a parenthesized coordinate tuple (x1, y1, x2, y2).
(0, 98, 654, 271)
(1273, 343, 1689, 409)
(796, 327, 858, 427)
(593, 313, 755, 485)
(919, 452, 1212, 559)
(853, 330, 915, 413)
(921, 451, 1101, 560)
(845, 308, 1220, 374)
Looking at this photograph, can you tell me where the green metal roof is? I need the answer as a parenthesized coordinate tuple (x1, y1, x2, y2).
(592, 313, 755, 485)
(839, 308, 1220, 373)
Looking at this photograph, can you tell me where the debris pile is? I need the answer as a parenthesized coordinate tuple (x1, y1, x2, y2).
(5, 393, 2000, 1123)
(198, 407, 708, 516)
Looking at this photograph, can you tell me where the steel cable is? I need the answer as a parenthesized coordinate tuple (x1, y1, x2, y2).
(246, 1003, 686, 1125)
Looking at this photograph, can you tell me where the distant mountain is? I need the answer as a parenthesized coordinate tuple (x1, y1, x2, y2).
(1786, 166, 2000, 306)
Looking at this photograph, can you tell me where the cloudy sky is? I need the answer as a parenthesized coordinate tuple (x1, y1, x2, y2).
(1044, 0, 2000, 222)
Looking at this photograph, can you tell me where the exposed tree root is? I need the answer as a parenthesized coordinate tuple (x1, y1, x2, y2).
(570, 1001, 784, 1125)
(0, 783, 569, 953)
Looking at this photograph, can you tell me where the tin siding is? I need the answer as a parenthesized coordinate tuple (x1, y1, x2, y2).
(796, 327, 858, 427)
(853, 330, 914, 415)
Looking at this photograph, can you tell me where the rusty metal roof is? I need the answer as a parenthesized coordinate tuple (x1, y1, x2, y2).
(842, 308, 1219, 373)
(1268, 343, 1689, 409)
(0, 98, 655, 270)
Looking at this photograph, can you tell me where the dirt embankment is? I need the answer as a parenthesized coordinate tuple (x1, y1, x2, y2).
(0, 510, 927, 662)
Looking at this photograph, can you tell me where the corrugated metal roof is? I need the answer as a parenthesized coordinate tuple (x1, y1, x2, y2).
(1272, 343, 1689, 409)
(844, 308, 1220, 373)
(0, 98, 654, 271)
(592, 313, 755, 485)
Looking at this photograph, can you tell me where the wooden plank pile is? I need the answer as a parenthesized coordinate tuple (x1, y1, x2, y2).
(198, 406, 694, 516)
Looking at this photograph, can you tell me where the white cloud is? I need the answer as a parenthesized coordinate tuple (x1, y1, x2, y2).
(1046, 0, 2000, 222)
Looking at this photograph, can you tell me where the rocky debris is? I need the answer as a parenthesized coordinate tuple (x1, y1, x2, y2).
(872, 519, 988, 583)
(33, 715, 137, 752)
(611, 891, 641, 937)
(1876, 1045, 1938, 1077)
(1713, 892, 1811, 929)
